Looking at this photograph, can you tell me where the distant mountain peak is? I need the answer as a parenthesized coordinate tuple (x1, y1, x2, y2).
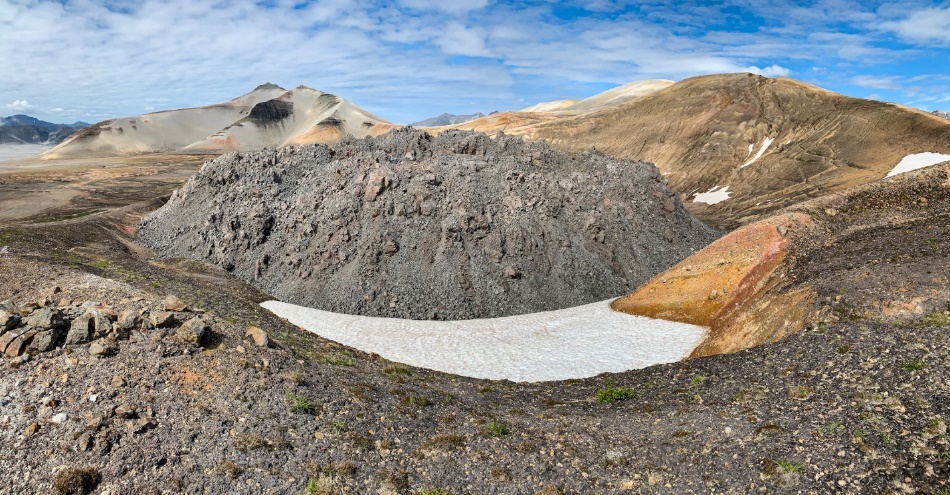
(411, 112, 487, 127)
(254, 82, 286, 91)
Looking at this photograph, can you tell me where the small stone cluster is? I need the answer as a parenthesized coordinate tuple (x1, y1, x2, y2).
(0, 290, 216, 363)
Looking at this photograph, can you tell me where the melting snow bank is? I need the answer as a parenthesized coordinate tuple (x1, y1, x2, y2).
(262, 300, 707, 382)
(741, 137, 774, 168)
(886, 152, 950, 177)
(692, 185, 731, 205)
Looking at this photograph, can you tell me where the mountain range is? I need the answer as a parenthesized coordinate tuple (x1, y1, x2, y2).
(410, 112, 488, 126)
(32, 75, 950, 231)
(0, 114, 89, 145)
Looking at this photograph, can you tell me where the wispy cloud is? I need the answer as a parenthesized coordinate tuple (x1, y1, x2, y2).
(0, 0, 947, 124)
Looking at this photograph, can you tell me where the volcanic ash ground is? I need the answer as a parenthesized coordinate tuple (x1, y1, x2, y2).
(139, 129, 720, 320)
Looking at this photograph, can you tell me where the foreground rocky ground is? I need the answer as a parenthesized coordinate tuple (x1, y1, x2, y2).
(0, 154, 947, 494)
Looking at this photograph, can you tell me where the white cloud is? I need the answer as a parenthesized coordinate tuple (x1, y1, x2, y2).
(396, 0, 490, 15)
(437, 22, 492, 57)
(851, 75, 901, 90)
(0, 0, 942, 123)
(50, 107, 64, 112)
(745, 65, 792, 78)
(880, 7, 950, 44)
(5, 99, 33, 112)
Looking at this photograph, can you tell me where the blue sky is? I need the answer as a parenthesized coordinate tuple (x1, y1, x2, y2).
(1, 0, 949, 124)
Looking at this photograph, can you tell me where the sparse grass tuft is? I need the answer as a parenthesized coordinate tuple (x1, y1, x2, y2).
(774, 459, 804, 473)
(383, 364, 410, 379)
(900, 359, 925, 371)
(487, 420, 510, 437)
(323, 352, 355, 366)
(53, 466, 102, 495)
(596, 378, 634, 404)
(287, 392, 317, 414)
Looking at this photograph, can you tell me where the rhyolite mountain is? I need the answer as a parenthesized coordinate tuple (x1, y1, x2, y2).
(44, 83, 395, 158)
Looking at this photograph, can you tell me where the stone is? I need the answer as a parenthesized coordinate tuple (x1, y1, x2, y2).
(244, 326, 269, 347)
(176, 317, 210, 346)
(24, 422, 40, 437)
(114, 405, 136, 419)
(110, 322, 130, 341)
(162, 295, 188, 312)
(116, 310, 140, 331)
(0, 310, 20, 334)
(50, 413, 68, 425)
(503, 265, 522, 279)
(67, 309, 113, 345)
(150, 311, 176, 328)
(382, 239, 399, 256)
(0, 299, 19, 314)
(89, 341, 116, 357)
(2, 329, 37, 357)
(28, 331, 55, 352)
(111, 375, 126, 388)
(26, 307, 65, 331)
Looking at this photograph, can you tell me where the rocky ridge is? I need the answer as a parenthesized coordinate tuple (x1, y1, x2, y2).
(139, 128, 720, 319)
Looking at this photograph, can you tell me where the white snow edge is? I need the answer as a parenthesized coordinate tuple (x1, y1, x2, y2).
(886, 152, 950, 177)
(261, 300, 707, 382)
(741, 137, 774, 168)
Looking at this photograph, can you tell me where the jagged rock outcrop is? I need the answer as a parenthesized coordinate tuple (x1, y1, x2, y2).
(139, 129, 721, 319)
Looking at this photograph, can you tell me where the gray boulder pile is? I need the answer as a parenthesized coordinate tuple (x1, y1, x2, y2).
(0, 291, 219, 362)
(139, 129, 721, 319)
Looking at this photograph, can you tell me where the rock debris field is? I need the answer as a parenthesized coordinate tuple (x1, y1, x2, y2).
(139, 129, 721, 320)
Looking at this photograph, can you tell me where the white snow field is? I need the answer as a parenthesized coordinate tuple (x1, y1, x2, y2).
(886, 152, 950, 177)
(692, 185, 731, 205)
(741, 137, 774, 168)
(261, 300, 707, 382)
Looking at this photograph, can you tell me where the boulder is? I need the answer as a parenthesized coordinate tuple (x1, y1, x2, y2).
(176, 317, 211, 346)
(115, 311, 140, 331)
(1, 329, 37, 357)
(26, 308, 65, 331)
(162, 295, 188, 312)
(66, 310, 112, 345)
(0, 310, 20, 334)
(28, 331, 56, 352)
(150, 311, 177, 328)
(89, 341, 116, 357)
(0, 299, 19, 314)
(244, 326, 269, 347)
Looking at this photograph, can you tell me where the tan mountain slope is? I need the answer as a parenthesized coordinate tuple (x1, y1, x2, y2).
(518, 73, 950, 229)
(521, 79, 674, 114)
(422, 79, 673, 134)
(44, 84, 393, 158)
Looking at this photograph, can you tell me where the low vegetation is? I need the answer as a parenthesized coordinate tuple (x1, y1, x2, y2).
(596, 378, 634, 404)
